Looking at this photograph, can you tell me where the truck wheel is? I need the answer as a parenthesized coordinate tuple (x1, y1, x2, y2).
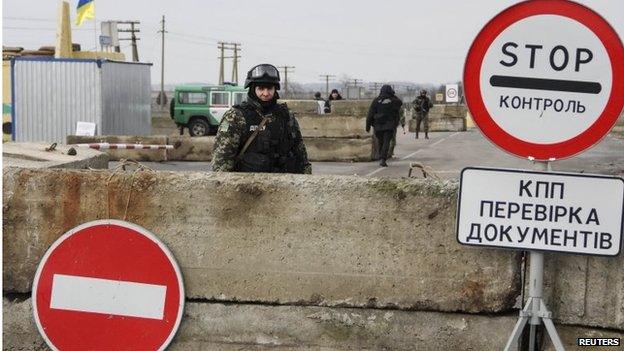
(188, 119, 209, 137)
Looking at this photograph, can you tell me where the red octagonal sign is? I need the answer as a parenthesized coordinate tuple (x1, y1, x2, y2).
(464, 0, 624, 160)
(32, 220, 185, 351)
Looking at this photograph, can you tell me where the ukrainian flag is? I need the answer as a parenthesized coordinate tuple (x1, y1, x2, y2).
(75, 0, 95, 26)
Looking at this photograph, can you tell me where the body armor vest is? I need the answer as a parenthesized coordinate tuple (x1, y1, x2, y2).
(234, 101, 298, 173)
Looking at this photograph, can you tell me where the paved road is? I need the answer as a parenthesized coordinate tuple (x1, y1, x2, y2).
(111, 130, 624, 179)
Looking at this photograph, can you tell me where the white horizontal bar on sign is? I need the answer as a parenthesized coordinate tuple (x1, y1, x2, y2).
(50, 274, 167, 320)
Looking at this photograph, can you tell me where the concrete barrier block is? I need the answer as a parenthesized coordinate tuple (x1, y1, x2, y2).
(408, 117, 466, 133)
(279, 100, 321, 115)
(66, 135, 168, 162)
(3, 298, 47, 351)
(4, 297, 621, 351)
(3, 169, 519, 314)
(439, 105, 468, 118)
(167, 136, 214, 161)
(3, 142, 108, 169)
(540, 254, 624, 330)
(297, 114, 367, 138)
(430, 117, 466, 132)
(329, 100, 372, 117)
(304, 137, 373, 161)
(152, 117, 180, 136)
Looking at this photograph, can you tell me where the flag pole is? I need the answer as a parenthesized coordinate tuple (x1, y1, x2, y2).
(93, 2, 98, 56)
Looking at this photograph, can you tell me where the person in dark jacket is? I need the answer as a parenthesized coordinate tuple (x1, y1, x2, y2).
(366, 85, 403, 167)
(325, 89, 343, 113)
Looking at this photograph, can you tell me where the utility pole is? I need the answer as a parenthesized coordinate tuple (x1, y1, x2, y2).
(348, 79, 362, 100)
(158, 15, 166, 110)
(369, 82, 383, 94)
(231, 43, 240, 85)
(218, 42, 225, 85)
(130, 22, 139, 62)
(319, 74, 335, 96)
(278, 66, 295, 98)
(217, 42, 240, 85)
(117, 21, 140, 62)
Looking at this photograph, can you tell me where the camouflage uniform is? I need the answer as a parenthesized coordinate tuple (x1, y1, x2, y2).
(413, 94, 433, 137)
(211, 99, 312, 174)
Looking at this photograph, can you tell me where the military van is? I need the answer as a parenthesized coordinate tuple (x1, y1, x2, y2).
(170, 84, 247, 136)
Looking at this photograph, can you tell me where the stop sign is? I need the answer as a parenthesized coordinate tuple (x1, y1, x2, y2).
(32, 220, 184, 351)
(464, 0, 624, 160)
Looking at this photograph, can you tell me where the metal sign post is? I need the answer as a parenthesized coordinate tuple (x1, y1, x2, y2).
(503, 161, 565, 351)
(461, 0, 624, 349)
(456, 164, 623, 350)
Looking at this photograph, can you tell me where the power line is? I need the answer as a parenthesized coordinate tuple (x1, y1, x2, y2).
(167, 31, 221, 42)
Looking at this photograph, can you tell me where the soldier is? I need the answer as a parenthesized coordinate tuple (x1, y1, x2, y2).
(314, 91, 327, 114)
(413, 89, 433, 139)
(211, 63, 312, 174)
(366, 85, 403, 167)
(325, 88, 343, 113)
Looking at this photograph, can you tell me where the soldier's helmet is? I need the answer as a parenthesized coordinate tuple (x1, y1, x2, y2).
(244, 64, 281, 90)
(420, 89, 427, 96)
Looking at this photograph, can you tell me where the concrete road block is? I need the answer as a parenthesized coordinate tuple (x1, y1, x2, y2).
(329, 100, 372, 117)
(303, 137, 373, 161)
(297, 115, 368, 138)
(279, 100, 321, 115)
(167, 136, 214, 161)
(152, 117, 180, 136)
(409, 117, 466, 133)
(4, 298, 621, 351)
(3, 170, 520, 313)
(541, 254, 624, 330)
(3, 142, 108, 169)
(67, 135, 168, 162)
(408, 105, 467, 133)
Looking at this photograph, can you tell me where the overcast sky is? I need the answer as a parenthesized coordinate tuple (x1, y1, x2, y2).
(3, 0, 623, 86)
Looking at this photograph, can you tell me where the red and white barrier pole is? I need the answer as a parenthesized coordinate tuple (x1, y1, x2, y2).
(72, 143, 174, 150)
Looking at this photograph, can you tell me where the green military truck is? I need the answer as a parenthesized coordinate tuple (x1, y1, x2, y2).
(170, 84, 247, 136)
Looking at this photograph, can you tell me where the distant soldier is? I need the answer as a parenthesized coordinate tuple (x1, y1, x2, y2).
(413, 89, 433, 139)
(314, 91, 327, 115)
(211, 63, 311, 174)
(366, 85, 403, 167)
(325, 88, 343, 113)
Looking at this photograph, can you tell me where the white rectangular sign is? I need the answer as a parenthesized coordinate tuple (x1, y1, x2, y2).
(75, 121, 96, 136)
(50, 274, 167, 320)
(457, 167, 623, 256)
(445, 84, 459, 103)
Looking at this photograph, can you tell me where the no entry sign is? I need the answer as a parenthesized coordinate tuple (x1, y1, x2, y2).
(32, 220, 184, 351)
(464, 0, 624, 160)
(456, 167, 624, 256)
